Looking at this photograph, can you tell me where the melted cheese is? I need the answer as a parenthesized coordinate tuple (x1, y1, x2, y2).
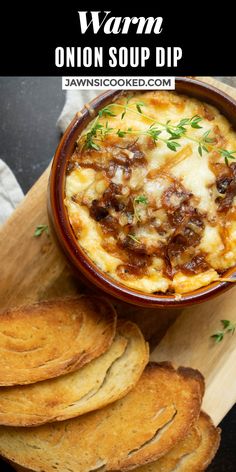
(65, 91, 236, 294)
(172, 269, 219, 294)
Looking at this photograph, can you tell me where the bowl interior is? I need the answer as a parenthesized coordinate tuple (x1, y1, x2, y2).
(49, 78, 236, 307)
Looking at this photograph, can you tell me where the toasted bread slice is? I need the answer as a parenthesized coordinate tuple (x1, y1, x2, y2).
(8, 413, 221, 472)
(0, 320, 148, 426)
(0, 296, 116, 386)
(127, 412, 220, 471)
(0, 362, 204, 472)
(10, 413, 221, 472)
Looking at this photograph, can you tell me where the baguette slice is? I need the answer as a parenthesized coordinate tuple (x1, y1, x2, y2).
(11, 413, 220, 472)
(0, 362, 204, 472)
(0, 320, 148, 426)
(0, 296, 116, 386)
(8, 413, 222, 472)
(129, 412, 221, 472)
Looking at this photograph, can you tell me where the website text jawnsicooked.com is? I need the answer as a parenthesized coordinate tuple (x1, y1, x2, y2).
(62, 77, 175, 90)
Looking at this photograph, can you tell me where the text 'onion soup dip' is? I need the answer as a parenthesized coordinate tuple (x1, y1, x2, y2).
(64, 91, 236, 295)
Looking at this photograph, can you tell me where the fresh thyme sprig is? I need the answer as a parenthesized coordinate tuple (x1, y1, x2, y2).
(120, 95, 143, 120)
(218, 149, 236, 166)
(83, 117, 114, 151)
(211, 319, 236, 343)
(79, 100, 236, 165)
(98, 107, 116, 118)
(197, 130, 216, 157)
(82, 117, 102, 151)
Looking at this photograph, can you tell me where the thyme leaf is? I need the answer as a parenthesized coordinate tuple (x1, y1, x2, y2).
(136, 101, 145, 114)
(134, 195, 148, 204)
(211, 331, 224, 343)
(34, 225, 49, 237)
(218, 149, 236, 166)
(190, 115, 203, 129)
(211, 319, 236, 343)
(98, 107, 116, 117)
(167, 141, 181, 152)
(146, 125, 162, 142)
(117, 129, 127, 138)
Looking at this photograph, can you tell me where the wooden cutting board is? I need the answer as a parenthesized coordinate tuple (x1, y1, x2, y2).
(0, 77, 236, 427)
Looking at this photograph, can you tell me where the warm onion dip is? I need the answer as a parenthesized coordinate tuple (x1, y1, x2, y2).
(65, 91, 236, 294)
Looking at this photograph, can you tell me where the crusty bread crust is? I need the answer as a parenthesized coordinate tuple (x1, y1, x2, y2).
(124, 412, 220, 471)
(0, 320, 148, 426)
(10, 413, 221, 472)
(179, 411, 221, 472)
(0, 363, 203, 472)
(119, 362, 204, 471)
(0, 296, 116, 386)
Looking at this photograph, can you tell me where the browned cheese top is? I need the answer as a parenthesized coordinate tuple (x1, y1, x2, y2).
(65, 91, 236, 294)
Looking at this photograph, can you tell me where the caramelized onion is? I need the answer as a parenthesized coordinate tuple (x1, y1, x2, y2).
(179, 255, 210, 275)
(162, 184, 190, 211)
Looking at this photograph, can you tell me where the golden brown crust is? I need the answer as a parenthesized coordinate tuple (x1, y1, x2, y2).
(0, 320, 148, 426)
(7, 412, 222, 472)
(147, 363, 205, 404)
(119, 363, 204, 471)
(188, 411, 221, 472)
(0, 362, 203, 472)
(177, 367, 205, 398)
(0, 296, 116, 386)
(65, 91, 236, 295)
(122, 412, 220, 472)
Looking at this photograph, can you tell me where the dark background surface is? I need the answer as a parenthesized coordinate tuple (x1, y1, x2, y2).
(0, 77, 235, 471)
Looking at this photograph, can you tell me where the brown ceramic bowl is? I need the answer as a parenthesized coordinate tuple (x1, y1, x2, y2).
(48, 78, 236, 308)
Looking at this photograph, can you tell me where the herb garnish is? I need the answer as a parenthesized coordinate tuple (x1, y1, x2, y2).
(128, 234, 141, 244)
(218, 149, 236, 166)
(211, 319, 236, 343)
(136, 101, 145, 114)
(79, 100, 236, 165)
(98, 107, 116, 118)
(34, 225, 49, 237)
(134, 195, 148, 205)
(121, 95, 135, 120)
(83, 117, 114, 150)
(133, 195, 148, 221)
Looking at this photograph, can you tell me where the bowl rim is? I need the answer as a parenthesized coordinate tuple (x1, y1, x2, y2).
(49, 77, 236, 308)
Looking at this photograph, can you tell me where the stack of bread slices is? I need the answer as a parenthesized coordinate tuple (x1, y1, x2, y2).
(0, 296, 220, 472)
